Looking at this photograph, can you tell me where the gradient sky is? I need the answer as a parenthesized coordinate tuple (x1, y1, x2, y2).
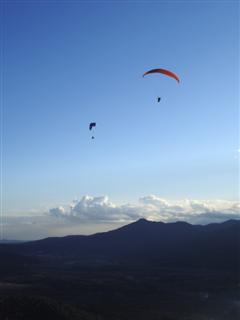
(2, 0, 239, 218)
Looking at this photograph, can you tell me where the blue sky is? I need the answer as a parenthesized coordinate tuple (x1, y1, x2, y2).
(2, 0, 239, 221)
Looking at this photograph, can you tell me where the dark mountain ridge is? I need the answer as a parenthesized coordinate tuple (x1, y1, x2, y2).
(1, 219, 239, 270)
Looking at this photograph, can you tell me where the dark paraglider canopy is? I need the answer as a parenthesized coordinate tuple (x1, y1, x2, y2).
(89, 122, 96, 140)
(143, 68, 180, 83)
(89, 122, 96, 131)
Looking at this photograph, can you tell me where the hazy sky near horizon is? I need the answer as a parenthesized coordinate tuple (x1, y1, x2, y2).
(1, 0, 239, 225)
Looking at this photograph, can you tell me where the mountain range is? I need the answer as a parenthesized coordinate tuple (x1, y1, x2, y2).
(1, 219, 239, 271)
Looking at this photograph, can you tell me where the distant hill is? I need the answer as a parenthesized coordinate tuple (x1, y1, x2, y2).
(0, 219, 239, 271)
(0, 239, 23, 244)
(0, 219, 239, 320)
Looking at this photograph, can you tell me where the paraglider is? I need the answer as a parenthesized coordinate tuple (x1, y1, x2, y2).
(89, 122, 96, 139)
(143, 68, 180, 103)
(143, 68, 180, 83)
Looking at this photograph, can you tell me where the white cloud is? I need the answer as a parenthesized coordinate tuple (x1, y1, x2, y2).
(48, 195, 240, 224)
(68, 195, 139, 221)
(49, 206, 65, 218)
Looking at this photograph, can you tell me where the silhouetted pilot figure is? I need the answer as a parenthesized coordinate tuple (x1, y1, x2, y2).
(157, 97, 161, 103)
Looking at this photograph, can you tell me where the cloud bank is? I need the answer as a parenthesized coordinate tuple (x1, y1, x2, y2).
(48, 195, 240, 224)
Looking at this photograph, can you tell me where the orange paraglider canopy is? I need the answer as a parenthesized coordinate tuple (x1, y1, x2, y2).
(143, 68, 180, 83)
